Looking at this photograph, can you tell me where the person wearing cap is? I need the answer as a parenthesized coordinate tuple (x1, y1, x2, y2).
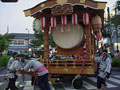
(23, 53, 50, 90)
(5, 57, 21, 90)
(95, 50, 112, 90)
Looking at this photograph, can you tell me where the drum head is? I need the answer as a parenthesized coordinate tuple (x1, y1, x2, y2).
(52, 23, 84, 49)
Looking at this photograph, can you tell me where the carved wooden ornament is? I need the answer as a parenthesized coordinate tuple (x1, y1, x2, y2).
(51, 4, 73, 16)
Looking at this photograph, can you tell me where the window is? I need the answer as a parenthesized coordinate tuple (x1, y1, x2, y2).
(18, 40, 24, 45)
(14, 40, 17, 45)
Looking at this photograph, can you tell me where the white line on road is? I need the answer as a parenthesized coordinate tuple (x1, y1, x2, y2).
(0, 82, 4, 86)
(23, 81, 33, 90)
(108, 78, 120, 84)
(83, 81, 96, 90)
(113, 75, 120, 79)
(0, 74, 8, 77)
(49, 81, 55, 90)
(61, 83, 76, 90)
(88, 77, 117, 88)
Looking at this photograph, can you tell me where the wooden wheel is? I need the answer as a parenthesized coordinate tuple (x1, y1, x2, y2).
(72, 77, 83, 89)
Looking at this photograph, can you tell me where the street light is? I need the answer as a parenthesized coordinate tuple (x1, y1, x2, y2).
(26, 28, 30, 55)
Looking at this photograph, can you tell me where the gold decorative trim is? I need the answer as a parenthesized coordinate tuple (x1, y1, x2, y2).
(40, 4, 45, 8)
(57, 0, 67, 4)
(80, 0, 85, 3)
(97, 3, 106, 9)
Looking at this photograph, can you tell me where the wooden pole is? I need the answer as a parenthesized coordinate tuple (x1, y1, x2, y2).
(44, 25, 49, 62)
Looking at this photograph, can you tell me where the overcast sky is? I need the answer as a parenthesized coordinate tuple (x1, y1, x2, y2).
(0, 0, 118, 34)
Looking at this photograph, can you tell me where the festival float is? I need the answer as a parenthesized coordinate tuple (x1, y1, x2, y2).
(22, 0, 107, 89)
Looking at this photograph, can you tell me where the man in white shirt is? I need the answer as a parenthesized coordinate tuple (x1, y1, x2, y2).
(7, 52, 17, 70)
(95, 50, 111, 90)
(18, 57, 27, 87)
(24, 53, 50, 90)
(5, 57, 21, 90)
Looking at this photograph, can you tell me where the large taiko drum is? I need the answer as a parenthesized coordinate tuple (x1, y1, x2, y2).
(52, 23, 84, 49)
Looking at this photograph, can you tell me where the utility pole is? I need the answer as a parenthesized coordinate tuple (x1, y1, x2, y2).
(107, 7, 112, 44)
(107, 7, 113, 53)
(26, 28, 30, 55)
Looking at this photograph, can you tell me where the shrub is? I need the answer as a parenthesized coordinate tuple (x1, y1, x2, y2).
(112, 58, 120, 67)
(0, 56, 11, 67)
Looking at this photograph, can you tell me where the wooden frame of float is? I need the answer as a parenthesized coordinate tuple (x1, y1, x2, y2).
(24, 0, 107, 75)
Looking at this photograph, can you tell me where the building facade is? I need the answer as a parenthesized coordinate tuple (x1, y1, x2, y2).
(8, 33, 35, 54)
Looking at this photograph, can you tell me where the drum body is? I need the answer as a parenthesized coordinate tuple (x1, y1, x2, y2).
(52, 23, 84, 49)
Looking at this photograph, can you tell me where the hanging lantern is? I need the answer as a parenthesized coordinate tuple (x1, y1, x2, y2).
(83, 13, 89, 25)
(92, 15, 102, 32)
(51, 16, 56, 28)
(72, 13, 78, 25)
(33, 19, 41, 32)
(61, 15, 67, 26)
(51, 16, 56, 33)
(40, 17, 46, 29)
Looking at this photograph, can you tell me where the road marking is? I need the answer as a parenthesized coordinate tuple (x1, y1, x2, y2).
(0, 74, 8, 77)
(108, 77, 120, 84)
(23, 81, 33, 90)
(88, 77, 117, 88)
(49, 81, 55, 90)
(61, 83, 76, 90)
(0, 82, 4, 86)
(21, 81, 55, 90)
(113, 75, 120, 79)
(83, 81, 96, 90)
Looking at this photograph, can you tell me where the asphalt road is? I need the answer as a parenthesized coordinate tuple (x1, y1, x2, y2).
(0, 67, 120, 90)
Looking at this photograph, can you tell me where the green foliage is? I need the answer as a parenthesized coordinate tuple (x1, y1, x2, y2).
(116, 0, 120, 10)
(0, 34, 8, 56)
(111, 15, 120, 26)
(49, 33, 56, 47)
(31, 28, 56, 48)
(4, 33, 15, 43)
(30, 39, 41, 48)
(110, 0, 120, 27)
(101, 29, 111, 38)
(112, 58, 120, 67)
(35, 30, 44, 44)
(32, 19, 56, 47)
(30, 30, 44, 48)
(0, 56, 11, 67)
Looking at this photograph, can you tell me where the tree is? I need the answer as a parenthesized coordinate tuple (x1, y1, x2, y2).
(111, 15, 120, 26)
(49, 33, 56, 47)
(4, 33, 15, 43)
(30, 30, 44, 48)
(110, 0, 120, 26)
(32, 19, 55, 48)
(0, 35, 8, 56)
(30, 30, 56, 49)
(101, 29, 111, 38)
(30, 39, 41, 48)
